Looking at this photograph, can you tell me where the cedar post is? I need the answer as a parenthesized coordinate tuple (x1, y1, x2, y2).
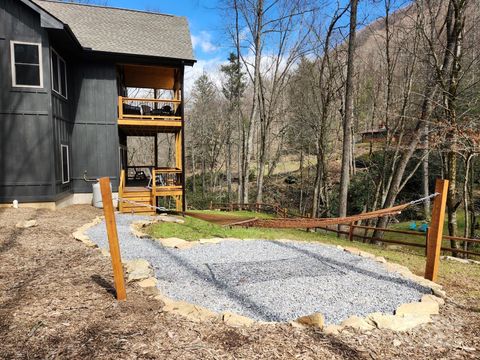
(425, 179, 449, 282)
(424, 228, 429, 256)
(348, 222, 355, 242)
(99, 177, 127, 300)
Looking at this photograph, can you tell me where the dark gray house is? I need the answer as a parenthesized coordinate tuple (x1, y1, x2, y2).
(0, 0, 195, 211)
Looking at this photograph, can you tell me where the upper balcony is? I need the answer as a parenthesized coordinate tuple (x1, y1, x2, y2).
(117, 64, 183, 134)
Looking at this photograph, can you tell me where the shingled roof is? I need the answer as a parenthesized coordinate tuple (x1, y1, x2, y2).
(33, 0, 195, 62)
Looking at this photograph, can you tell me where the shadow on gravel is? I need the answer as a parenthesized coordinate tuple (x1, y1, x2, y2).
(156, 244, 283, 321)
(270, 241, 429, 292)
(91, 275, 116, 297)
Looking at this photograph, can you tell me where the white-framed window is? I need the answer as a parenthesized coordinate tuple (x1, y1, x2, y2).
(10, 41, 43, 88)
(61, 144, 70, 184)
(51, 48, 67, 98)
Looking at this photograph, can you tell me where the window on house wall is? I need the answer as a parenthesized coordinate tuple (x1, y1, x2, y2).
(11, 41, 43, 87)
(61, 144, 70, 184)
(51, 48, 67, 98)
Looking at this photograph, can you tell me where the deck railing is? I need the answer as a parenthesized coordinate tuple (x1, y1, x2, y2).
(152, 168, 182, 188)
(118, 96, 182, 121)
(125, 166, 182, 189)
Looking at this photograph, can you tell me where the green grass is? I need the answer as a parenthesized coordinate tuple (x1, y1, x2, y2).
(187, 209, 275, 220)
(148, 215, 330, 242)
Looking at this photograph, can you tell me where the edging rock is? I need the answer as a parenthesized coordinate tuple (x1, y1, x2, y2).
(158, 296, 219, 322)
(421, 294, 445, 306)
(368, 312, 432, 332)
(124, 258, 153, 282)
(396, 301, 439, 316)
(296, 312, 325, 329)
(222, 311, 256, 327)
(72, 216, 103, 248)
(340, 315, 375, 331)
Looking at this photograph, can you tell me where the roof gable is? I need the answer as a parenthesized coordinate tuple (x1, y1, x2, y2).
(32, 0, 195, 62)
(19, 0, 63, 29)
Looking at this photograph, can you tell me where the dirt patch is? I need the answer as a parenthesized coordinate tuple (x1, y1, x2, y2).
(0, 206, 479, 359)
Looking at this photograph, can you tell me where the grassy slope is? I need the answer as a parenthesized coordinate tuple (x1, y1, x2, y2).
(147, 212, 480, 302)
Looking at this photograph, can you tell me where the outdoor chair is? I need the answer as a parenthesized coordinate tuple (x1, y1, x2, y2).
(145, 168, 166, 189)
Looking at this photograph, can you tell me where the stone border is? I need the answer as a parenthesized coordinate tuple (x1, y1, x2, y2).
(73, 216, 447, 332)
(72, 216, 104, 248)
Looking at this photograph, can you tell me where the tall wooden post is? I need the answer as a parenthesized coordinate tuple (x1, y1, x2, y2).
(99, 177, 127, 300)
(425, 179, 449, 282)
(154, 134, 158, 169)
(348, 222, 355, 242)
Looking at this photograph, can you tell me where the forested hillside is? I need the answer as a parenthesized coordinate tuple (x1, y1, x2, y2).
(183, 0, 480, 245)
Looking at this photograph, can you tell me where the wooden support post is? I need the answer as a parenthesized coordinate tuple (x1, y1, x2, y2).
(175, 195, 182, 212)
(154, 134, 158, 169)
(175, 131, 182, 169)
(99, 177, 127, 301)
(348, 222, 355, 242)
(118, 96, 123, 119)
(425, 179, 449, 282)
(424, 228, 429, 256)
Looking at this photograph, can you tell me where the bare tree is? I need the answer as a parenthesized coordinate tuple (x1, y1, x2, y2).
(338, 0, 358, 223)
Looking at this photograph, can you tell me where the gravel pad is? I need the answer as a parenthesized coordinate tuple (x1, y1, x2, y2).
(87, 214, 431, 324)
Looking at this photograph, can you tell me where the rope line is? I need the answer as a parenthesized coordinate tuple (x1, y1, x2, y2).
(118, 197, 169, 212)
(116, 192, 440, 229)
(409, 192, 440, 206)
(234, 192, 441, 229)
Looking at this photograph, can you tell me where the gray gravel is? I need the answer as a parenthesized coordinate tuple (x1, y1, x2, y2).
(87, 214, 431, 324)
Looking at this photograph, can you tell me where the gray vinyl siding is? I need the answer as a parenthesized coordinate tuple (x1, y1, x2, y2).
(71, 61, 119, 193)
(0, 0, 55, 203)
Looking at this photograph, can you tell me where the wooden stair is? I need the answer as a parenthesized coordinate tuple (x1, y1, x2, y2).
(117, 169, 183, 214)
(119, 187, 155, 215)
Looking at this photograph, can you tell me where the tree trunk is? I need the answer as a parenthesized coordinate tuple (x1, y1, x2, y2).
(422, 122, 431, 220)
(256, 131, 266, 203)
(191, 148, 196, 193)
(463, 154, 474, 254)
(312, 140, 324, 218)
(372, 75, 437, 239)
(338, 0, 358, 224)
(226, 134, 232, 202)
